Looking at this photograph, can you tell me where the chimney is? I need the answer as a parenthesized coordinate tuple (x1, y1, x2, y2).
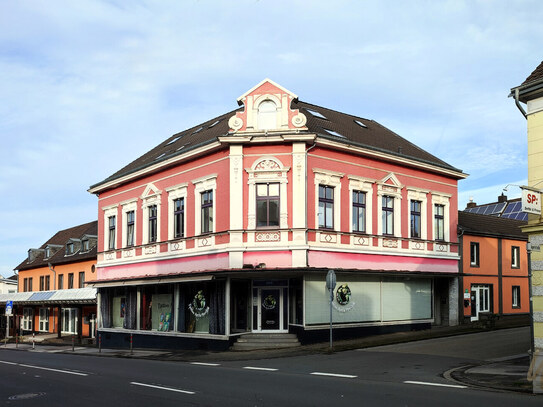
(498, 193, 507, 203)
(466, 197, 477, 209)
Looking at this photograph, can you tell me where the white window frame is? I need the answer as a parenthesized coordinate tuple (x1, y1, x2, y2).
(246, 157, 289, 230)
(257, 100, 278, 130)
(192, 175, 218, 235)
(377, 174, 402, 238)
(431, 193, 451, 242)
(166, 183, 188, 240)
(22, 308, 33, 331)
(141, 183, 162, 245)
(103, 205, 118, 251)
(39, 307, 50, 332)
(470, 241, 480, 266)
(121, 199, 138, 248)
(407, 188, 429, 240)
(511, 246, 520, 268)
(61, 307, 78, 334)
(348, 176, 374, 234)
(313, 168, 344, 232)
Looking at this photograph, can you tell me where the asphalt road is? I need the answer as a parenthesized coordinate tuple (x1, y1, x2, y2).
(0, 327, 539, 406)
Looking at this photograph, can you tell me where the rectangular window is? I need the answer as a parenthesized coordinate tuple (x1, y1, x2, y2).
(126, 210, 135, 246)
(23, 278, 28, 292)
(174, 198, 185, 238)
(410, 200, 422, 238)
(28, 277, 33, 292)
(148, 205, 158, 242)
(45, 275, 50, 291)
(319, 185, 334, 229)
(470, 242, 480, 266)
(256, 183, 280, 227)
(61, 308, 78, 334)
(201, 190, 213, 234)
(434, 204, 445, 241)
(82, 239, 90, 252)
(511, 246, 520, 268)
(39, 308, 50, 332)
(512, 286, 521, 308)
(40, 276, 45, 291)
(22, 308, 33, 331)
(108, 216, 116, 250)
(66, 242, 74, 255)
(382, 196, 394, 235)
(352, 191, 366, 233)
(68, 273, 74, 289)
(79, 272, 85, 288)
(58, 274, 64, 290)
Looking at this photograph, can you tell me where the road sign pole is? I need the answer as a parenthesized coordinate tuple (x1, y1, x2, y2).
(326, 270, 337, 351)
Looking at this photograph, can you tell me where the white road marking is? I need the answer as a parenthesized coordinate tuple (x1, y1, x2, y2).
(130, 382, 195, 395)
(1, 359, 87, 376)
(243, 366, 279, 372)
(310, 372, 357, 379)
(404, 380, 467, 389)
(18, 363, 88, 376)
(190, 362, 221, 366)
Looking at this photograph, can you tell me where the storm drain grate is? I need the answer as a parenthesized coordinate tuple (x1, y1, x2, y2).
(9, 392, 46, 400)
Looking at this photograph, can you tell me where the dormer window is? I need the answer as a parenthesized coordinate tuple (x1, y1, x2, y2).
(257, 100, 277, 130)
(82, 239, 90, 252)
(66, 242, 75, 255)
(45, 247, 51, 258)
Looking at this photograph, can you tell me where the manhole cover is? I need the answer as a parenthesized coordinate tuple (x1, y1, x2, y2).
(9, 392, 45, 400)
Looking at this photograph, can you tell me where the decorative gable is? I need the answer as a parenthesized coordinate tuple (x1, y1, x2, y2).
(378, 173, 403, 197)
(228, 78, 307, 133)
(141, 183, 161, 200)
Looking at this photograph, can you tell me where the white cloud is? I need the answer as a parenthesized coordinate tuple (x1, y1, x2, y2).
(1, 0, 542, 276)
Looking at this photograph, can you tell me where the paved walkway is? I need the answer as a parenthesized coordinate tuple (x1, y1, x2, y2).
(1, 323, 538, 394)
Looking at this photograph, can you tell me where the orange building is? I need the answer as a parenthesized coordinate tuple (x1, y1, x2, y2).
(1, 221, 98, 340)
(458, 212, 529, 323)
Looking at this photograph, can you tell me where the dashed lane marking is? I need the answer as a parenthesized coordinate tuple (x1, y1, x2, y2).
(243, 366, 279, 372)
(0, 360, 88, 376)
(190, 362, 221, 366)
(130, 382, 195, 395)
(310, 372, 357, 379)
(404, 380, 467, 389)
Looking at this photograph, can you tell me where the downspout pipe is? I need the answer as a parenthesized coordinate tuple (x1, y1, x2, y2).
(513, 88, 527, 119)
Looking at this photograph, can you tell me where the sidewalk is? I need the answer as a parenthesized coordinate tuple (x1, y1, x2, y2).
(0, 323, 536, 394)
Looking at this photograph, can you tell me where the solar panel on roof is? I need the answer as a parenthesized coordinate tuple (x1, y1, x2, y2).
(305, 108, 327, 119)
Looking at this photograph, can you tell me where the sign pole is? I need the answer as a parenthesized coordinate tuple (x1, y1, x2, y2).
(325, 270, 336, 351)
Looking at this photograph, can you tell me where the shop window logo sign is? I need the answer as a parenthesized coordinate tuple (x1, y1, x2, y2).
(262, 294, 277, 310)
(189, 290, 209, 318)
(332, 284, 355, 312)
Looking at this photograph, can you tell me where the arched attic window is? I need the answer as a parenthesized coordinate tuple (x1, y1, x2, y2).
(257, 100, 277, 130)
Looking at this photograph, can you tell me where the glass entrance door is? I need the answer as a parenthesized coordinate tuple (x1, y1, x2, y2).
(260, 289, 281, 330)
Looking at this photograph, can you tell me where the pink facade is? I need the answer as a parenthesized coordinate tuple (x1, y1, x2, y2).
(89, 79, 466, 347)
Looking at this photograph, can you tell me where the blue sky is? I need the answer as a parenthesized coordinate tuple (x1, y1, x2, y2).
(1, 0, 541, 277)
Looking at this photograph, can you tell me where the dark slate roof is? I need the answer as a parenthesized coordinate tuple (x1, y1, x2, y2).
(521, 60, 543, 87)
(90, 99, 463, 191)
(458, 211, 527, 240)
(15, 221, 98, 272)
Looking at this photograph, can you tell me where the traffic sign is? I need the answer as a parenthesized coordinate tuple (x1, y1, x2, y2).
(5, 301, 13, 316)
